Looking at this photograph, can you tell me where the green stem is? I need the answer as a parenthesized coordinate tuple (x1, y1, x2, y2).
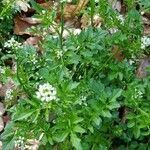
(90, 0, 95, 27)
(59, 2, 65, 50)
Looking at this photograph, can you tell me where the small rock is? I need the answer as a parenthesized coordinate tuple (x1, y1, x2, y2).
(0, 103, 5, 116)
(136, 57, 150, 78)
(0, 117, 4, 132)
(0, 141, 2, 150)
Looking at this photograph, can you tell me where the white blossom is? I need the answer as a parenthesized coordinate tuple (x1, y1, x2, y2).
(73, 29, 81, 35)
(56, 50, 63, 59)
(133, 88, 143, 99)
(5, 89, 13, 100)
(14, 136, 25, 149)
(116, 15, 125, 25)
(36, 83, 57, 102)
(141, 36, 150, 49)
(4, 37, 23, 50)
(109, 28, 118, 34)
(0, 67, 5, 74)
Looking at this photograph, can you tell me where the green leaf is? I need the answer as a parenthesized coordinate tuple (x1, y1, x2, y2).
(101, 110, 112, 118)
(133, 127, 141, 139)
(53, 131, 69, 142)
(67, 82, 80, 91)
(73, 125, 86, 134)
(2, 137, 14, 150)
(93, 116, 102, 126)
(14, 109, 35, 121)
(73, 117, 84, 124)
(70, 133, 82, 150)
(110, 89, 123, 102)
(127, 122, 135, 128)
(88, 126, 94, 133)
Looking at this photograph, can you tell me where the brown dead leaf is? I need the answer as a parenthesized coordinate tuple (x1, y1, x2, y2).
(3, 115, 10, 124)
(81, 14, 90, 29)
(24, 36, 42, 46)
(144, 26, 150, 35)
(14, 15, 41, 35)
(112, 45, 124, 61)
(36, 0, 46, 4)
(40, 1, 54, 10)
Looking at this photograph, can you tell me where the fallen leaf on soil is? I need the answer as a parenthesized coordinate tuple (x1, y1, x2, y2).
(24, 36, 42, 45)
(3, 115, 10, 124)
(112, 45, 124, 61)
(144, 26, 150, 35)
(14, 15, 41, 35)
(40, 1, 54, 10)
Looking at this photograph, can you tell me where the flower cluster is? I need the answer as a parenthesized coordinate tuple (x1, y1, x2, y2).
(14, 136, 25, 149)
(56, 50, 63, 59)
(134, 89, 143, 99)
(4, 37, 23, 50)
(15, 136, 40, 150)
(36, 83, 57, 102)
(5, 89, 13, 100)
(116, 15, 125, 25)
(141, 36, 150, 49)
(0, 66, 5, 74)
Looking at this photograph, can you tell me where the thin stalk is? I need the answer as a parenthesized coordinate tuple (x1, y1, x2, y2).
(59, 2, 65, 50)
(90, 0, 95, 27)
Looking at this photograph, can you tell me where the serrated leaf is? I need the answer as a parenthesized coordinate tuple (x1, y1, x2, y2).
(73, 125, 86, 134)
(133, 127, 141, 139)
(110, 89, 123, 102)
(68, 82, 80, 91)
(53, 132, 69, 142)
(88, 126, 94, 133)
(70, 133, 82, 150)
(93, 116, 102, 126)
(73, 117, 84, 124)
(101, 110, 112, 118)
(127, 122, 135, 128)
(14, 109, 35, 121)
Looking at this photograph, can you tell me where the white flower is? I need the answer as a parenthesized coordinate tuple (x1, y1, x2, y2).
(62, 29, 70, 38)
(75, 96, 87, 106)
(134, 88, 143, 99)
(141, 36, 150, 49)
(56, 50, 63, 59)
(14, 136, 25, 149)
(4, 37, 23, 50)
(30, 54, 38, 64)
(109, 28, 118, 34)
(5, 89, 13, 100)
(73, 29, 81, 35)
(0, 66, 5, 74)
(36, 83, 57, 102)
(116, 15, 125, 25)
